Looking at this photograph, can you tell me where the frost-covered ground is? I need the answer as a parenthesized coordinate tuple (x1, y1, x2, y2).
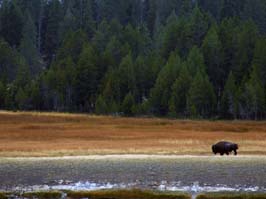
(1, 155, 266, 194)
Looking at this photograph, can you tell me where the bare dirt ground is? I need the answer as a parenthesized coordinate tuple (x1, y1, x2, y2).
(0, 111, 266, 157)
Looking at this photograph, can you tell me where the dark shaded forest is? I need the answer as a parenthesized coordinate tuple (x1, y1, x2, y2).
(0, 0, 266, 119)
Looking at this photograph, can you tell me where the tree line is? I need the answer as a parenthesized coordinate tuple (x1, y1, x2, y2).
(0, 0, 266, 120)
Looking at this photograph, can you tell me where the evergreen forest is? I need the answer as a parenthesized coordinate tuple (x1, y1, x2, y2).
(0, 0, 266, 120)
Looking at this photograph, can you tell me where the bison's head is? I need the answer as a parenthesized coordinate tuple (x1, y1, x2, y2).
(212, 145, 217, 154)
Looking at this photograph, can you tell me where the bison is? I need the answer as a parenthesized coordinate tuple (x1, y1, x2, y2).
(212, 141, 238, 156)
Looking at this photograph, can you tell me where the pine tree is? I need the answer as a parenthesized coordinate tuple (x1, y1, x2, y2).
(221, 71, 238, 119)
(102, 36, 123, 70)
(43, 0, 63, 62)
(59, 6, 77, 41)
(232, 20, 258, 83)
(145, 0, 157, 36)
(242, 0, 266, 33)
(150, 51, 181, 115)
(245, 65, 265, 120)
(0, 39, 18, 82)
(169, 63, 192, 117)
(186, 46, 206, 76)
(95, 94, 108, 115)
(0, 81, 5, 108)
(221, 0, 242, 19)
(102, 70, 121, 106)
(0, 0, 24, 47)
(252, 36, 266, 86)
(202, 25, 223, 96)
(20, 10, 41, 75)
(92, 19, 110, 52)
(80, 0, 95, 37)
(197, 0, 223, 20)
(75, 43, 98, 111)
(15, 87, 28, 110)
(187, 70, 216, 118)
(219, 18, 238, 82)
(190, 6, 210, 47)
(116, 53, 136, 102)
(162, 12, 192, 58)
(29, 80, 42, 110)
(180, 0, 193, 17)
(56, 29, 88, 63)
(122, 92, 135, 116)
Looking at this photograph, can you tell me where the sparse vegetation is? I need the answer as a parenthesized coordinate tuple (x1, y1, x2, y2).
(0, 193, 7, 199)
(196, 192, 266, 199)
(22, 191, 62, 199)
(66, 189, 191, 199)
(1, 111, 266, 156)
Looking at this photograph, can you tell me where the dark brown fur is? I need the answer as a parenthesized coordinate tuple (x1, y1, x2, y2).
(212, 141, 238, 155)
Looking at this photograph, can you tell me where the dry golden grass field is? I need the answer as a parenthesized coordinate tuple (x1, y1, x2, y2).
(0, 111, 266, 157)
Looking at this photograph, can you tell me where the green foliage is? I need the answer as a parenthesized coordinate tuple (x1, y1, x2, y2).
(95, 95, 108, 115)
(22, 191, 62, 199)
(221, 72, 238, 119)
(252, 36, 266, 85)
(169, 63, 192, 117)
(243, 65, 265, 119)
(116, 53, 136, 103)
(0, 0, 24, 47)
(0, 0, 265, 119)
(150, 52, 181, 115)
(15, 87, 28, 110)
(186, 46, 206, 76)
(161, 13, 191, 58)
(57, 30, 88, 63)
(202, 25, 223, 93)
(187, 70, 216, 118)
(190, 6, 210, 47)
(29, 80, 42, 110)
(20, 10, 41, 75)
(0, 81, 5, 108)
(196, 192, 266, 199)
(75, 44, 98, 111)
(122, 92, 135, 116)
(43, 0, 63, 62)
(66, 189, 190, 199)
(0, 192, 7, 199)
(232, 20, 258, 83)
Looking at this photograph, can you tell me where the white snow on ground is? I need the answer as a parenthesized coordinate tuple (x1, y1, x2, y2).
(158, 181, 260, 192)
(7, 181, 264, 193)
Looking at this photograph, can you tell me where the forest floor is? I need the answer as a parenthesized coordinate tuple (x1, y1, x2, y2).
(0, 111, 266, 157)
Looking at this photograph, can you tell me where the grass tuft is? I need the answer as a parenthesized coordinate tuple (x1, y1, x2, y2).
(22, 191, 62, 199)
(66, 189, 191, 199)
(196, 192, 266, 199)
(0, 193, 7, 199)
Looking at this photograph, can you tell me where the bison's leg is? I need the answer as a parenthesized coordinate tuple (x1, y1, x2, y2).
(220, 152, 224, 156)
(234, 150, 237, 155)
(226, 152, 229, 155)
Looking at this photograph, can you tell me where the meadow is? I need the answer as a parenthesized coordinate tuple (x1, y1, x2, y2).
(0, 111, 266, 157)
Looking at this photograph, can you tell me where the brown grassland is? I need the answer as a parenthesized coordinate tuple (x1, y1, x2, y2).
(0, 111, 266, 157)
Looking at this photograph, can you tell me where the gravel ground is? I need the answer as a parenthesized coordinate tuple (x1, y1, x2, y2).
(0, 155, 266, 193)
